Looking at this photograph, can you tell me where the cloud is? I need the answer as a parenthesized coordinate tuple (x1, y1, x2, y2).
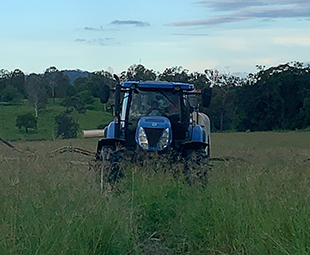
(165, 0, 310, 27)
(274, 36, 310, 47)
(167, 16, 250, 26)
(84, 27, 104, 31)
(83, 26, 117, 31)
(172, 33, 210, 36)
(110, 20, 150, 27)
(196, 0, 271, 12)
(196, 0, 308, 12)
(75, 38, 115, 46)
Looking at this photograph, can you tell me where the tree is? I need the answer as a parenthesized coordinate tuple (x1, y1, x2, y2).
(87, 70, 114, 97)
(122, 64, 157, 81)
(0, 69, 11, 96)
(16, 113, 37, 133)
(189, 71, 209, 89)
(61, 95, 86, 114)
(73, 76, 89, 93)
(2, 85, 23, 104)
(11, 69, 26, 98)
(44, 66, 70, 102)
(24, 74, 47, 117)
(44, 66, 59, 103)
(204, 69, 243, 131)
(159, 66, 189, 82)
(299, 95, 310, 128)
(55, 110, 79, 139)
(233, 62, 310, 131)
(78, 90, 95, 105)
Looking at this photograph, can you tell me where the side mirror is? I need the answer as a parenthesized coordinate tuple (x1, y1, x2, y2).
(99, 85, 110, 104)
(201, 87, 212, 108)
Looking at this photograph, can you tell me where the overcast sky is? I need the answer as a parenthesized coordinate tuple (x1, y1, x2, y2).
(1, 0, 310, 75)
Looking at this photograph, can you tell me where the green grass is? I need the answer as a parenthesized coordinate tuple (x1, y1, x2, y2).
(0, 99, 113, 141)
(0, 132, 309, 254)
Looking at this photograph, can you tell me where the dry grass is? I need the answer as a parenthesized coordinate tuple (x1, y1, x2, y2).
(0, 132, 309, 254)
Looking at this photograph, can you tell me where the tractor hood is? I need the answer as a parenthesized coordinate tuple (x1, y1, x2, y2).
(135, 116, 172, 151)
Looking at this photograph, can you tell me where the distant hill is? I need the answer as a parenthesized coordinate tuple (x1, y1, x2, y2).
(62, 69, 90, 84)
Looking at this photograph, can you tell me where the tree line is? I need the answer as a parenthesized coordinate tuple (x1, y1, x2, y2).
(1, 62, 310, 134)
(209, 62, 310, 131)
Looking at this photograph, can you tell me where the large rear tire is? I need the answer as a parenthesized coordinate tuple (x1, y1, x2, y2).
(98, 145, 124, 183)
(183, 149, 209, 185)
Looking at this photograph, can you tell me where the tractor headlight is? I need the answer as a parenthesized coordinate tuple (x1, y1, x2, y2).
(159, 128, 169, 150)
(138, 127, 149, 149)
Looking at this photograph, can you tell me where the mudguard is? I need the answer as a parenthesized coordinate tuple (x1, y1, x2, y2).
(96, 121, 125, 158)
(180, 124, 208, 151)
(105, 121, 115, 138)
(191, 125, 204, 142)
(192, 112, 211, 157)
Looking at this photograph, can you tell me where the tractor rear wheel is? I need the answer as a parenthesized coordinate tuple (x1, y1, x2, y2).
(183, 149, 209, 185)
(99, 146, 124, 183)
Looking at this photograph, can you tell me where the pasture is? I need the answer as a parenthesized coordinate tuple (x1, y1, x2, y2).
(0, 99, 113, 141)
(0, 131, 309, 254)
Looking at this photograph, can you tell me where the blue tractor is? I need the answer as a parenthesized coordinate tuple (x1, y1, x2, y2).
(97, 75, 212, 183)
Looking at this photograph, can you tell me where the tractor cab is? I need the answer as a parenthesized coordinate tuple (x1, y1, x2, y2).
(120, 82, 192, 150)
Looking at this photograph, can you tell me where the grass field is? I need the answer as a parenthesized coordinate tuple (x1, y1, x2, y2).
(0, 132, 309, 254)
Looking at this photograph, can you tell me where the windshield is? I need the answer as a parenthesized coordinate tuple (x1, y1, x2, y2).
(129, 90, 180, 121)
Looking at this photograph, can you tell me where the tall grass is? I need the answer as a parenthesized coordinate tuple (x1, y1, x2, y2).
(0, 132, 309, 254)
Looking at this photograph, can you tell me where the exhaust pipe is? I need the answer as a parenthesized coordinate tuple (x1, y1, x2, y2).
(114, 74, 121, 139)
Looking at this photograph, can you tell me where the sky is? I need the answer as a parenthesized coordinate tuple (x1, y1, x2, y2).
(1, 0, 310, 76)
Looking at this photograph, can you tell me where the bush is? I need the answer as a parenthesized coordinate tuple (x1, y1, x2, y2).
(3, 85, 23, 105)
(61, 96, 86, 114)
(55, 110, 79, 139)
(16, 113, 37, 133)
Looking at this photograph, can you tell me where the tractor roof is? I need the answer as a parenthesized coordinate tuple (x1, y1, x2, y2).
(121, 81, 194, 91)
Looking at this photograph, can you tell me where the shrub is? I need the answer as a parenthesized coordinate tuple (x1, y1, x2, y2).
(16, 113, 37, 133)
(61, 96, 86, 114)
(55, 110, 79, 139)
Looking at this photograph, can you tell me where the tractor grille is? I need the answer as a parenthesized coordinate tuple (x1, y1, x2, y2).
(144, 128, 164, 148)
